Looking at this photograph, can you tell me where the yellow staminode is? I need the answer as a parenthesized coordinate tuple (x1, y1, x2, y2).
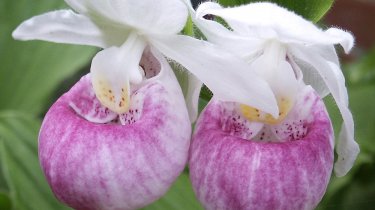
(92, 77, 130, 114)
(240, 97, 292, 125)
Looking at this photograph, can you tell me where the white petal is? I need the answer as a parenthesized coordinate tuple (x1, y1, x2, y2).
(334, 119, 358, 175)
(291, 47, 359, 176)
(193, 2, 263, 59)
(197, 2, 354, 49)
(292, 57, 329, 98)
(128, 0, 188, 34)
(185, 74, 202, 123)
(290, 44, 341, 98)
(196, 2, 274, 39)
(240, 43, 300, 125)
(64, 0, 120, 23)
(334, 105, 359, 177)
(293, 46, 348, 106)
(81, 0, 188, 35)
(328, 62, 349, 106)
(310, 45, 340, 66)
(150, 35, 279, 117)
(170, 59, 202, 122)
(195, 1, 234, 41)
(325, 28, 355, 54)
(238, 41, 300, 125)
(252, 42, 299, 102)
(91, 34, 146, 114)
(12, 10, 126, 48)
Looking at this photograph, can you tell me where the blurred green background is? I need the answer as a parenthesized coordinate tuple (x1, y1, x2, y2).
(0, 0, 374, 209)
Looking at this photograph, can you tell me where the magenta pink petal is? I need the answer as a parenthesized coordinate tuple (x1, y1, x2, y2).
(189, 88, 333, 210)
(39, 72, 191, 210)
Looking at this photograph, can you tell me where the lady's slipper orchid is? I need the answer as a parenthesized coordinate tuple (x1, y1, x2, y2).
(188, 2, 360, 210)
(12, 0, 282, 209)
(190, 86, 333, 210)
(191, 1, 359, 177)
(39, 48, 191, 210)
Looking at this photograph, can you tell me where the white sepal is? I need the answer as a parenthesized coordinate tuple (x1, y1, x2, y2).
(325, 28, 355, 54)
(291, 47, 359, 177)
(193, 2, 263, 60)
(291, 44, 340, 98)
(110, 0, 188, 35)
(12, 10, 121, 48)
(67, 0, 188, 35)
(150, 34, 279, 118)
(196, 2, 355, 49)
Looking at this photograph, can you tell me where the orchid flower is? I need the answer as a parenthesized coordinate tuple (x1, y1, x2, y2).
(38, 49, 192, 210)
(188, 2, 360, 210)
(13, 0, 280, 209)
(191, 85, 334, 210)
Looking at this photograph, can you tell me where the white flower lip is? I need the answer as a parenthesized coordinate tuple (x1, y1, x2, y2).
(192, 1, 359, 176)
(12, 0, 279, 122)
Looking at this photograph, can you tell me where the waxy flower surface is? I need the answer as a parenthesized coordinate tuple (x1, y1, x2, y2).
(39, 48, 191, 210)
(188, 2, 360, 210)
(191, 86, 333, 210)
(12, 0, 279, 209)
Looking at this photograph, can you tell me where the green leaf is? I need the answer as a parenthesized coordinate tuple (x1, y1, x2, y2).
(348, 85, 375, 154)
(142, 172, 203, 210)
(0, 148, 8, 191)
(218, 0, 334, 22)
(316, 160, 375, 210)
(0, 111, 71, 210)
(0, 0, 96, 114)
(0, 191, 12, 210)
(198, 97, 209, 114)
(347, 47, 375, 86)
